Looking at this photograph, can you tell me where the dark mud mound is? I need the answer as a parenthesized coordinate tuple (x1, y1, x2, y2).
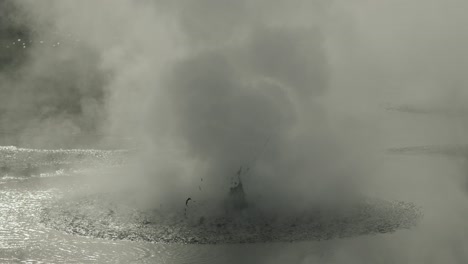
(41, 194, 422, 244)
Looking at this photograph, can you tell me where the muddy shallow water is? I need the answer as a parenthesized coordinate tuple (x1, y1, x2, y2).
(1, 175, 424, 263)
(0, 147, 422, 263)
(0, 174, 239, 263)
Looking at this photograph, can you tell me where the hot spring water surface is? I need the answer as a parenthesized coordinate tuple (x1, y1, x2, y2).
(0, 147, 421, 263)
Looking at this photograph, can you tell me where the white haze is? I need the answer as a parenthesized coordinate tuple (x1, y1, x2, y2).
(2, 0, 468, 262)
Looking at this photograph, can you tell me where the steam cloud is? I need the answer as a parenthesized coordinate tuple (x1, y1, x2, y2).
(2, 0, 468, 262)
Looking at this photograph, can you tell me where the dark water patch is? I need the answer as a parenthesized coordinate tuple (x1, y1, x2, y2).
(41, 194, 422, 245)
(387, 145, 468, 157)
